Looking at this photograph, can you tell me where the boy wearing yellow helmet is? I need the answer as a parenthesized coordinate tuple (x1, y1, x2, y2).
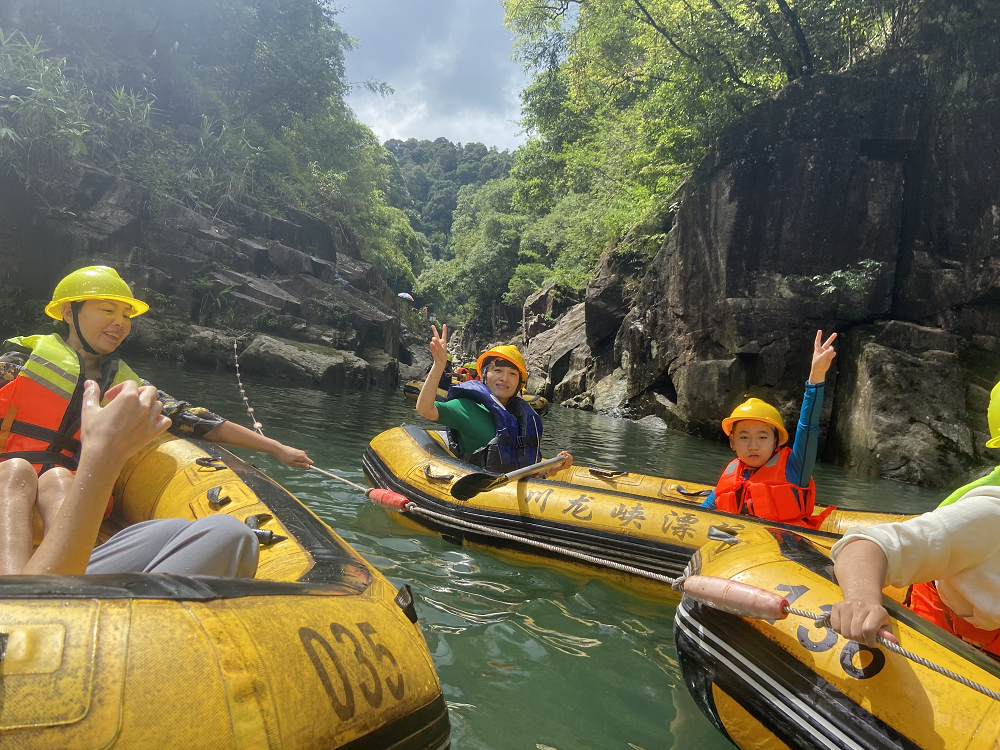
(0, 266, 311, 576)
(415, 325, 571, 474)
(828, 380, 1000, 656)
(701, 330, 837, 528)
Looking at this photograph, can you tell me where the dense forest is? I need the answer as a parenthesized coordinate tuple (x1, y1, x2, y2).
(386, 138, 514, 260)
(0, 0, 426, 296)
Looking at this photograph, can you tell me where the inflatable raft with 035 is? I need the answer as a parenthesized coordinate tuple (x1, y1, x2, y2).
(401, 380, 550, 416)
(2, 434, 448, 750)
(674, 525, 1000, 750)
(362, 426, 908, 597)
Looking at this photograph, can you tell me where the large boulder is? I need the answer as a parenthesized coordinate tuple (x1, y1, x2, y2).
(524, 302, 590, 400)
(267, 243, 314, 276)
(238, 335, 370, 390)
(523, 283, 582, 340)
(276, 275, 399, 354)
(520, 249, 650, 413)
(826, 322, 977, 486)
(585, 250, 642, 349)
(210, 270, 302, 316)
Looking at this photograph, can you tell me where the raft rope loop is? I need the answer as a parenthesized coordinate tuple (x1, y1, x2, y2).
(402, 501, 688, 588)
(387, 497, 1000, 702)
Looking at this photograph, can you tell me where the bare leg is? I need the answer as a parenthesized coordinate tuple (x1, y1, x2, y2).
(36, 467, 74, 535)
(0, 459, 39, 575)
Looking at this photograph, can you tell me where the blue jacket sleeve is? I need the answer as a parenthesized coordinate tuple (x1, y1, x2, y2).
(785, 382, 825, 487)
(700, 490, 717, 509)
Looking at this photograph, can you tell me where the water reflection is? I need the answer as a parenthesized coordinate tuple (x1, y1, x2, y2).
(140, 361, 946, 749)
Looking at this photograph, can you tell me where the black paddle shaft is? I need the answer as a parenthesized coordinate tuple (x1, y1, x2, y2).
(449, 456, 567, 501)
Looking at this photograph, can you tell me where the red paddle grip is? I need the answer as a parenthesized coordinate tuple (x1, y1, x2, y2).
(682, 575, 790, 621)
(366, 488, 410, 512)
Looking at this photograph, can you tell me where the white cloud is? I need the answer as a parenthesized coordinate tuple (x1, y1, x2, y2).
(337, 0, 529, 150)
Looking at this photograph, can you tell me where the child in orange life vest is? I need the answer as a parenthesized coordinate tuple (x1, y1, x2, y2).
(700, 331, 837, 528)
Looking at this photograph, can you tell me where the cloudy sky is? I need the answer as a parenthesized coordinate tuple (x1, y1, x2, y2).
(335, 0, 530, 151)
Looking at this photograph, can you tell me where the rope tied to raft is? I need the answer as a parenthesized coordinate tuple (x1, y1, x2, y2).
(233, 336, 265, 437)
(369, 493, 1000, 702)
(232, 337, 375, 492)
(782, 605, 1000, 702)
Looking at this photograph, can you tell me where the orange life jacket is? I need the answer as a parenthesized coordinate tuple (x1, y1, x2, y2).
(909, 581, 1000, 658)
(0, 334, 142, 518)
(713, 447, 831, 528)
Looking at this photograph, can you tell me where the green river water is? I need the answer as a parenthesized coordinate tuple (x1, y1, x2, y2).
(141, 360, 947, 750)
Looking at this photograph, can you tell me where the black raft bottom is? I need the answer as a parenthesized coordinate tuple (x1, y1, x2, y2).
(341, 694, 450, 750)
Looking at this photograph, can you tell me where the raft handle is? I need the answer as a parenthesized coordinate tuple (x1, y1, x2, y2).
(423, 465, 455, 482)
(244, 513, 287, 545)
(207, 486, 231, 510)
(394, 584, 419, 624)
(196, 457, 227, 472)
(244, 513, 272, 529)
(675, 484, 712, 497)
(707, 526, 741, 546)
(589, 468, 628, 479)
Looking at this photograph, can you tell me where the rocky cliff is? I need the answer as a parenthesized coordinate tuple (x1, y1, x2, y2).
(0, 169, 424, 389)
(524, 0, 1000, 487)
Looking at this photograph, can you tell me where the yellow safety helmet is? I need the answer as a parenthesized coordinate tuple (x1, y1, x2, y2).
(45, 265, 149, 320)
(477, 345, 528, 387)
(986, 381, 1000, 448)
(722, 398, 789, 446)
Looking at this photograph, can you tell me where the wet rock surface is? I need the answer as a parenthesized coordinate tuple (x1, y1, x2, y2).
(0, 166, 407, 392)
(827, 321, 976, 484)
(238, 335, 371, 390)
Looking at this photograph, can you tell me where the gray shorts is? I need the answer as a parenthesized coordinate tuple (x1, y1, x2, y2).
(87, 515, 259, 577)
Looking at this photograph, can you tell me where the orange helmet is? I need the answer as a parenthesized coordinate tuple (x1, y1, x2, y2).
(477, 345, 528, 390)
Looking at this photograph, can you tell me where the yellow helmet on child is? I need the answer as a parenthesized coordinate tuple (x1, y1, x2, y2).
(986, 382, 1000, 448)
(722, 398, 789, 446)
(477, 345, 528, 386)
(45, 266, 149, 320)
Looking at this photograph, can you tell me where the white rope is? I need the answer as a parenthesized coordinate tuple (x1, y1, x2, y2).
(786, 606, 1000, 702)
(233, 336, 371, 490)
(233, 337, 265, 436)
(403, 503, 686, 590)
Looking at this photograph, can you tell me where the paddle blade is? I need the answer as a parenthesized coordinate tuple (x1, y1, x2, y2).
(450, 472, 504, 501)
(682, 575, 790, 621)
(367, 488, 410, 512)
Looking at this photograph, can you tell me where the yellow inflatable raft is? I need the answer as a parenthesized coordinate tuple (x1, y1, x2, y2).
(401, 381, 550, 415)
(362, 426, 906, 595)
(674, 525, 1000, 750)
(4, 434, 449, 750)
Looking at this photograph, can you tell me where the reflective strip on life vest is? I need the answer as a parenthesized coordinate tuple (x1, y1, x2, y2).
(21, 357, 76, 401)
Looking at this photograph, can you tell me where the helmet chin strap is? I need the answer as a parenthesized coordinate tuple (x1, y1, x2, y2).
(70, 301, 101, 356)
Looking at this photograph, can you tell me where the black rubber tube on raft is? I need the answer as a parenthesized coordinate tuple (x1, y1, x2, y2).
(368, 493, 1000, 702)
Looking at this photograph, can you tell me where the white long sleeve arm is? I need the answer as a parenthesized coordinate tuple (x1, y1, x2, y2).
(831, 487, 1000, 588)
